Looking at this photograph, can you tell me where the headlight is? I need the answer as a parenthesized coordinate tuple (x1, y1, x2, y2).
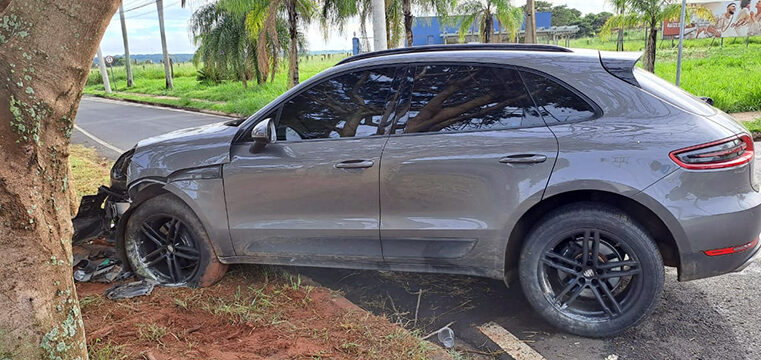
(110, 147, 135, 191)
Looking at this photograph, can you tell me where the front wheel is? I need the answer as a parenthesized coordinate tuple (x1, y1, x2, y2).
(123, 193, 227, 287)
(519, 202, 664, 337)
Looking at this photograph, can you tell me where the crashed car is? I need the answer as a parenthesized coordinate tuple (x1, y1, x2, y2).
(73, 44, 761, 337)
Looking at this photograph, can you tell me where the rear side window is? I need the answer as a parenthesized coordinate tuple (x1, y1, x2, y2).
(633, 68, 716, 116)
(521, 71, 598, 124)
(393, 65, 544, 134)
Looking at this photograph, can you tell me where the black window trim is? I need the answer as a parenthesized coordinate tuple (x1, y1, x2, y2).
(234, 64, 407, 144)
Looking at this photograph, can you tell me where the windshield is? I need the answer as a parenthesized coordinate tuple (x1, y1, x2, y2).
(633, 68, 716, 116)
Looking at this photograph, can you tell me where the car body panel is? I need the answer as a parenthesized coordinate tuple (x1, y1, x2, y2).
(379, 126, 558, 279)
(223, 138, 387, 261)
(129, 122, 238, 184)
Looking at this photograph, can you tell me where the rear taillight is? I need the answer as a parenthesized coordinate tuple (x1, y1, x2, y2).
(669, 134, 754, 170)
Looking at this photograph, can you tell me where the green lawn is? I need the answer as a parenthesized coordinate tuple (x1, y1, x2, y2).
(85, 39, 761, 116)
(84, 54, 348, 116)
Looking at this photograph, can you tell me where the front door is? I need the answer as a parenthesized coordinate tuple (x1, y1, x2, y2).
(224, 66, 403, 264)
(379, 64, 559, 275)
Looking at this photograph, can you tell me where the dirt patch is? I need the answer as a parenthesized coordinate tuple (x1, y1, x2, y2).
(80, 265, 443, 359)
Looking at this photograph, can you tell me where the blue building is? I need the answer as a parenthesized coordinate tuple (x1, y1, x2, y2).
(410, 12, 552, 46)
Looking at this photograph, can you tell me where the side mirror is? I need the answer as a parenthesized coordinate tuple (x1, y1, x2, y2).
(251, 118, 276, 145)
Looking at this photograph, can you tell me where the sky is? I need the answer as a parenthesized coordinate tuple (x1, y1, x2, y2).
(98, 0, 614, 57)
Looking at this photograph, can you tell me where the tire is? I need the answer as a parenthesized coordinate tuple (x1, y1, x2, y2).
(123, 193, 227, 287)
(518, 202, 664, 337)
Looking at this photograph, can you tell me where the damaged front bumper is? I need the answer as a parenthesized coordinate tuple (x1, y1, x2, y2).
(71, 185, 130, 244)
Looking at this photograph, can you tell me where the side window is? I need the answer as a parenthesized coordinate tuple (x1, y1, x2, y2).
(277, 67, 398, 141)
(521, 71, 597, 124)
(394, 65, 542, 134)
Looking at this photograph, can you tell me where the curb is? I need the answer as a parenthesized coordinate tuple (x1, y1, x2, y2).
(85, 93, 244, 118)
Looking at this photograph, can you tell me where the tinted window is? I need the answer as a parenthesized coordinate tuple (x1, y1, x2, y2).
(521, 71, 597, 124)
(633, 68, 715, 116)
(277, 67, 398, 141)
(393, 65, 542, 134)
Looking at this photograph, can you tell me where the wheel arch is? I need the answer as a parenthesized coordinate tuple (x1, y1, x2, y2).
(503, 189, 681, 284)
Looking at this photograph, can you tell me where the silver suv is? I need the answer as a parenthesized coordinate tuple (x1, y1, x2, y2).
(74, 44, 761, 337)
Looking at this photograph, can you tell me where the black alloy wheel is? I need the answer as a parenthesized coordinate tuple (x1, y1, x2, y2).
(137, 215, 201, 284)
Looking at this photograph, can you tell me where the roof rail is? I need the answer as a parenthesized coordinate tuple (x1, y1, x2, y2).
(336, 43, 572, 65)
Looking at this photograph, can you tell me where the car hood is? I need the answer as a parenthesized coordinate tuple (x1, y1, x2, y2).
(128, 121, 239, 184)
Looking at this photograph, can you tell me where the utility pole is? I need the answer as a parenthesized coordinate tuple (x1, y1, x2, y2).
(371, 0, 387, 51)
(97, 47, 112, 93)
(675, 0, 687, 87)
(118, 2, 134, 87)
(156, 0, 174, 89)
(524, 0, 537, 44)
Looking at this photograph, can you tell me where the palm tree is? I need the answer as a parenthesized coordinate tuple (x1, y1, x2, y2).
(223, 0, 315, 88)
(455, 0, 524, 44)
(600, 0, 712, 72)
(156, 0, 174, 89)
(610, 0, 628, 51)
(524, 0, 536, 43)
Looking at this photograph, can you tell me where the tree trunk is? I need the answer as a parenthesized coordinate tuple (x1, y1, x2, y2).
(616, 28, 624, 51)
(0, 1, 120, 358)
(157, 0, 174, 90)
(524, 0, 537, 43)
(287, 0, 299, 88)
(644, 25, 658, 72)
(403, 0, 413, 47)
(119, 3, 134, 87)
(483, 16, 493, 43)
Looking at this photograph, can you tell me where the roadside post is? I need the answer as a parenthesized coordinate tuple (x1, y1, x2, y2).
(675, 0, 687, 87)
(105, 55, 117, 91)
(97, 47, 112, 94)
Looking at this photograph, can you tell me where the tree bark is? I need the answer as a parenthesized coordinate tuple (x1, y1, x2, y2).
(616, 28, 624, 51)
(0, 1, 120, 358)
(524, 0, 537, 43)
(287, 0, 299, 88)
(644, 24, 658, 72)
(157, 0, 174, 90)
(483, 15, 493, 43)
(119, 3, 134, 87)
(403, 0, 412, 47)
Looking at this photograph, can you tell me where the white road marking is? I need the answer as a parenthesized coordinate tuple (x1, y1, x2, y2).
(73, 124, 125, 154)
(83, 96, 235, 119)
(478, 322, 546, 360)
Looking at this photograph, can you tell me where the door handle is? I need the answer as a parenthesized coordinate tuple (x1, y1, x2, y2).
(499, 154, 547, 164)
(335, 159, 375, 169)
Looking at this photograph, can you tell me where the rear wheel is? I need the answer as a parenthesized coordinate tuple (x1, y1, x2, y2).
(123, 194, 227, 287)
(519, 202, 664, 337)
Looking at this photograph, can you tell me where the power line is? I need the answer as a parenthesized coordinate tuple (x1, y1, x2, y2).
(124, 0, 157, 13)
(123, 0, 183, 20)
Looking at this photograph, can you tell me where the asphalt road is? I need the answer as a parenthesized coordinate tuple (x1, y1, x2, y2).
(74, 96, 761, 360)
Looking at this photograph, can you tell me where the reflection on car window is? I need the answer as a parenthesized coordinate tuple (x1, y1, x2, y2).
(277, 67, 398, 140)
(394, 65, 542, 134)
(521, 71, 597, 124)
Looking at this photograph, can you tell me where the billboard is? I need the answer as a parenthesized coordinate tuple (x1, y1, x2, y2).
(663, 0, 761, 38)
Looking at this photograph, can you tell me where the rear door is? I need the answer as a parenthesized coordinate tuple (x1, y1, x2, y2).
(224, 66, 403, 264)
(379, 64, 558, 275)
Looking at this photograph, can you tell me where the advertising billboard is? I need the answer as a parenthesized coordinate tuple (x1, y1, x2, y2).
(663, 0, 761, 38)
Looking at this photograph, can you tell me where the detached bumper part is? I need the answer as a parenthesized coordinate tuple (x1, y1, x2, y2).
(71, 185, 128, 244)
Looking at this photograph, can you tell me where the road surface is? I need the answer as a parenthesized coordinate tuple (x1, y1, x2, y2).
(74, 96, 761, 360)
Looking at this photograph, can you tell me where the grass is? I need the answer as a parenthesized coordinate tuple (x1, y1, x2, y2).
(84, 54, 348, 116)
(69, 144, 112, 198)
(743, 118, 761, 133)
(571, 34, 761, 113)
(88, 339, 127, 360)
(84, 38, 760, 116)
